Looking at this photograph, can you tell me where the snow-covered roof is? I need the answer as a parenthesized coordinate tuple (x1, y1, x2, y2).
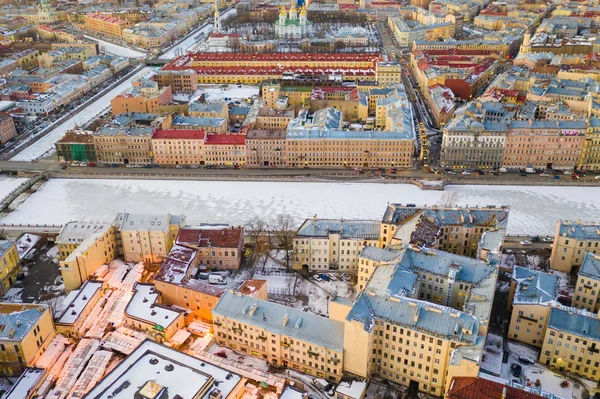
(4, 367, 45, 399)
(56, 221, 112, 244)
(548, 306, 600, 342)
(124, 283, 182, 330)
(83, 339, 242, 399)
(280, 386, 307, 399)
(296, 219, 380, 240)
(57, 280, 103, 325)
(359, 246, 401, 263)
(335, 380, 367, 399)
(116, 212, 180, 232)
(213, 291, 345, 351)
(557, 220, 600, 241)
(511, 266, 558, 305)
(16, 233, 41, 261)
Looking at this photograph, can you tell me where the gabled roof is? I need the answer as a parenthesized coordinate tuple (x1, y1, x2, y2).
(548, 306, 600, 342)
(296, 219, 380, 239)
(511, 266, 558, 305)
(447, 376, 544, 399)
(580, 252, 600, 280)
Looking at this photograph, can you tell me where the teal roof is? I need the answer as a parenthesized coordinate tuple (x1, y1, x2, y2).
(580, 252, 600, 280)
(0, 241, 14, 258)
(360, 246, 401, 262)
(512, 266, 558, 305)
(558, 221, 600, 241)
(382, 205, 509, 229)
(346, 294, 480, 344)
(213, 291, 344, 351)
(297, 219, 380, 239)
(0, 304, 48, 341)
(548, 307, 600, 342)
(399, 248, 494, 284)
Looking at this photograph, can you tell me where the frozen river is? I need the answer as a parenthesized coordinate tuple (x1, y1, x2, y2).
(2, 179, 599, 235)
(10, 67, 155, 162)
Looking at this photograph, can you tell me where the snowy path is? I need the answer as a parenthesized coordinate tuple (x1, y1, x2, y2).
(159, 8, 237, 59)
(2, 179, 599, 235)
(83, 35, 146, 58)
(0, 176, 27, 199)
(10, 67, 155, 162)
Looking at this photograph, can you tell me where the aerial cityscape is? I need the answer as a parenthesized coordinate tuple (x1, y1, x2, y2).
(0, 0, 599, 398)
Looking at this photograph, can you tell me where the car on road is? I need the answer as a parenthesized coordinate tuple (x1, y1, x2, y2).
(79, 163, 88, 167)
(595, 175, 600, 180)
(389, 167, 397, 174)
(553, 175, 561, 180)
(191, 165, 199, 169)
(520, 240, 532, 245)
(539, 172, 549, 177)
(462, 170, 470, 175)
(543, 236, 553, 243)
(447, 170, 457, 175)
(563, 170, 573, 175)
(176, 165, 183, 169)
(499, 167, 508, 173)
(519, 170, 528, 176)
(312, 275, 322, 282)
(570, 174, 579, 180)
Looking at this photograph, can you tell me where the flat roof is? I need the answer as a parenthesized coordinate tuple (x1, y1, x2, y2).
(57, 281, 103, 325)
(5, 368, 45, 399)
(83, 340, 242, 399)
(125, 284, 182, 329)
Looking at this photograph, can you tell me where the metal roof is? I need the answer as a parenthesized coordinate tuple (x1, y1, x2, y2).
(0, 304, 49, 341)
(512, 266, 558, 305)
(548, 306, 600, 342)
(346, 294, 480, 344)
(213, 291, 345, 351)
(296, 219, 380, 240)
(557, 221, 600, 240)
(579, 252, 600, 280)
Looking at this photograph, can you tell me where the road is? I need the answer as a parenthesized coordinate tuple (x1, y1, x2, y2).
(2, 161, 600, 186)
(9, 66, 154, 162)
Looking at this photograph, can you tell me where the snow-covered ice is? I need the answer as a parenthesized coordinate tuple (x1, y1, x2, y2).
(10, 67, 155, 161)
(83, 35, 145, 58)
(0, 176, 27, 198)
(3, 179, 600, 235)
(173, 85, 259, 103)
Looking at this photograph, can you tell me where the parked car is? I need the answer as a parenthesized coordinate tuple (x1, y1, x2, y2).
(88, 163, 97, 167)
(518, 356, 535, 365)
(539, 172, 549, 177)
(176, 165, 183, 169)
(570, 174, 579, 180)
(520, 240, 532, 245)
(499, 167, 508, 173)
(341, 273, 350, 282)
(543, 236, 553, 243)
(462, 170, 471, 176)
(553, 175, 561, 180)
(319, 273, 330, 282)
(215, 351, 228, 359)
(519, 170, 528, 176)
(594, 175, 600, 180)
(110, 163, 119, 167)
(563, 170, 573, 175)
(312, 275, 323, 282)
(191, 165, 199, 169)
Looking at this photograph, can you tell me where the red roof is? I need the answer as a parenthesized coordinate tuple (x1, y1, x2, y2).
(237, 280, 267, 296)
(177, 227, 244, 248)
(447, 377, 544, 399)
(153, 129, 206, 140)
(205, 134, 245, 145)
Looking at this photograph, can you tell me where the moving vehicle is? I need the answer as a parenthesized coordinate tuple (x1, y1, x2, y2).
(499, 167, 508, 173)
(313, 378, 329, 391)
(520, 240, 532, 245)
(525, 167, 535, 174)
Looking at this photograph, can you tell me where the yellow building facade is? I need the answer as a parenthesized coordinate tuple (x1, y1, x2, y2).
(0, 303, 56, 376)
(573, 252, 600, 313)
(0, 241, 21, 297)
(550, 220, 600, 273)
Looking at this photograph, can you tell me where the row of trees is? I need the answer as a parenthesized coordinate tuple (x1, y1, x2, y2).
(245, 214, 297, 270)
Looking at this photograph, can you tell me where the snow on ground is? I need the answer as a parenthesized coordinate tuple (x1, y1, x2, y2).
(0, 175, 27, 198)
(501, 254, 549, 271)
(3, 179, 600, 235)
(2, 287, 23, 303)
(83, 35, 145, 58)
(173, 85, 259, 103)
(10, 67, 155, 161)
(481, 333, 503, 376)
(524, 367, 575, 398)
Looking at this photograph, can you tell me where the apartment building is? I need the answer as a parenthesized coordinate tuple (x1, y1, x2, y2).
(292, 219, 380, 272)
(255, 108, 294, 130)
(55, 131, 97, 163)
(245, 129, 286, 167)
(550, 220, 600, 272)
(212, 291, 345, 382)
(55, 280, 104, 338)
(539, 307, 600, 381)
(0, 303, 56, 376)
(153, 69, 198, 93)
(117, 212, 185, 264)
(151, 129, 205, 166)
(110, 84, 173, 115)
(0, 115, 17, 145)
(189, 101, 229, 119)
(357, 246, 401, 291)
(176, 226, 245, 270)
(506, 266, 558, 347)
(573, 252, 600, 312)
(58, 223, 118, 291)
(204, 134, 246, 166)
(0, 241, 21, 297)
(579, 116, 600, 171)
(155, 243, 226, 322)
(380, 205, 509, 258)
(84, 13, 131, 37)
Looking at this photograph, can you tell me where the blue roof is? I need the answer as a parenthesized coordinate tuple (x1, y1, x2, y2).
(386, 263, 419, 297)
(558, 221, 600, 240)
(346, 294, 480, 344)
(230, 106, 250, 115)
(512, 266, 558, 305)
(548, 307, 600, 342)
(382, 205, 509, 229)
(297, 219, 380, 239)
(0, 304, 49, 341)
(360, 246, 401, 262)
(213, 291, 345, 351)
(580, 252, 600, 280)
(400, 248, 494, 284)
(287, 130, 414, 140)
(189, 102, 225, 113)
(0, 241, 14, 258)
(172, 116, 226, 127)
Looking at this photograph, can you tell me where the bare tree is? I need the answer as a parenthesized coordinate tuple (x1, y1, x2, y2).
(438, 191, 459, 208)
(272, 214, 296, 270)
(245, 216, 269, 269)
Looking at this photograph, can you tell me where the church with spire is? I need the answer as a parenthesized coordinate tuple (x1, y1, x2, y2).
(274, 0, 312, 39)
